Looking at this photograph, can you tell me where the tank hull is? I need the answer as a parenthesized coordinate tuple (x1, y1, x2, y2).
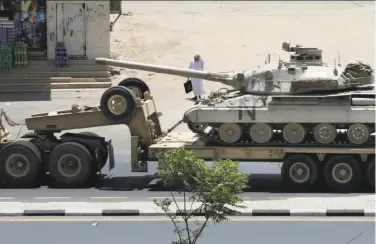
(184, 92, 375, 145)
(185, 106, 375, 124)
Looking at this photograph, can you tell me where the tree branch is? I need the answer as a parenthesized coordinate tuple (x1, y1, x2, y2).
(188, 195, 196, 213)
(170, 189, 182, 215)
(188, 203, 204, 219)
(184, 191, 187, 215)
(192, 217, 209, 244)
(160, 204, 183, 244)
(183, 191, 192, 244)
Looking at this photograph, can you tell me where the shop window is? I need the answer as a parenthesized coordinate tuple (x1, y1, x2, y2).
(12, 0, 47, 51)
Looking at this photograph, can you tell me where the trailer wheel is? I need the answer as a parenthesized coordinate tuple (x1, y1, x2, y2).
(100, 86, 137, 122)
(281, 154, 318, 191)
(78, 132, 108, 169)
(0, 141, 42, 188)
(118, 78, 150, 99)
(48, 142, 92, 187)
(366, 158, 375, 188)
(324, 155, 362, 193)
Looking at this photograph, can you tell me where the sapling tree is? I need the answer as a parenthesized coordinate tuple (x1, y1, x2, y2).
(154, 148, 249, 244)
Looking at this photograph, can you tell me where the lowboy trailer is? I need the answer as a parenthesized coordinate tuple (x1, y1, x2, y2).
(0, 82, 374, 192)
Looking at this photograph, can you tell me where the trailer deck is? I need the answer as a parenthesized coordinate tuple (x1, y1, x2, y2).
(147, 131, 375, 161)
(0, 85, 374, 192)
(25, 97, 161, 144)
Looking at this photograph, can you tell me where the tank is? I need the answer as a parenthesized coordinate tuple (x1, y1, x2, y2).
(95, 43, 375, 146)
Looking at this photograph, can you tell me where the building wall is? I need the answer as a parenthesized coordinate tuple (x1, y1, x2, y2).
(46, 1, 110, 60)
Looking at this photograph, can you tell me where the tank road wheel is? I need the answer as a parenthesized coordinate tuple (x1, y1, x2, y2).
(48, 142, 93, 187)
(249, 123, 273, 143)
(347, 124, 370, 144)
(281, 154, 318, 191)
(0, 141, 41, 188)
(313, 123, 337, 144)
(118, 78, 150, 99)
(100, 86, 137, 123)
(282, 123, 306, 144)
(218, 123, 242, 143)
(324, 155, 362, 193)
(366, 158, 375, 188)
(249, 123, 273, 144)
(79, 132, 108, 169)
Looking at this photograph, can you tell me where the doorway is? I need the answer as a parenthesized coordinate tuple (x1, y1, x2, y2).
(56, 2, 87, 58)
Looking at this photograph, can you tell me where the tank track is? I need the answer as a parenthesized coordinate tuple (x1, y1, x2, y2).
(187, 122, 375, 148)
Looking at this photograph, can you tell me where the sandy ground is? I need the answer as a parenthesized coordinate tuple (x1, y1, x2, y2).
(109, 1, 375, 129)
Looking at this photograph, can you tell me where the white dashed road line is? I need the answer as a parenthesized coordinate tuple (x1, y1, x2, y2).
(148, 197, 185, 200)
(34, 197, 72, 200)
(89, 197, 128, 200)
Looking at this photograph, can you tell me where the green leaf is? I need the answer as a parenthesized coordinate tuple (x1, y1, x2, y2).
(154, 148, 249, 244)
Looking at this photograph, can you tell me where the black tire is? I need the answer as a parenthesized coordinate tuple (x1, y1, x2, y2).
(0, 141, 42, 188)
(324, 155, 362, 193)
(366, 158, 375, 188)
(100, 86, 137, 122)
(118, 78, 150, 98)
(48, 142, 93, 187)
(78, 132, 108, 169)
(281, 154, 318, 192)
(20, 132, 39, 139)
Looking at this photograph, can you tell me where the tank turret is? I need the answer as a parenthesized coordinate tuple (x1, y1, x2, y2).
(282, 42, 323, 66)
(95, 58, 242, 89)
(96, 55, 373, 96)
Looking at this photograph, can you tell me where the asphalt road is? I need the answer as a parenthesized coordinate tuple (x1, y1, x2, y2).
(0, 189, 370, 202)
(0, 216, 374, 244)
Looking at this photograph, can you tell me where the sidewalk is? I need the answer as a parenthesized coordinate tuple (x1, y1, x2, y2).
(0, 195, 374, 217)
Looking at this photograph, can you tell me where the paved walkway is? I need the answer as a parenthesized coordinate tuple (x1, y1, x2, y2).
(0, 194, 374, 216)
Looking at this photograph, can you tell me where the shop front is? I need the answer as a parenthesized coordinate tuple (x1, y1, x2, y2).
(1, 0, 111, 62)
(0, 0, 47, 58)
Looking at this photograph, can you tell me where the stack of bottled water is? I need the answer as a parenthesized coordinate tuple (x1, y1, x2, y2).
(13, 41, 28, 67)
(0, 43, 12, 72)
(55, 42, 69, 67)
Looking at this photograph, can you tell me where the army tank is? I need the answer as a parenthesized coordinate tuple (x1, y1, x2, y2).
(96, 43, 375, 147)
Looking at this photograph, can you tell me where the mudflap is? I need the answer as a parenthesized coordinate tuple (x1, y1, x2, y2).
(107, 139, 115, 171)
(131, 136, 148, 172)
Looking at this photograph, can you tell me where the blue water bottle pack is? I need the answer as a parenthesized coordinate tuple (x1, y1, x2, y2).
(55, 42, 69, 67)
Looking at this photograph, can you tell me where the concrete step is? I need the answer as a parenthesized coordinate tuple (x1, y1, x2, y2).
(0, 71, 111, 78)
(3, 64, 107, 69)
(28, 59, 106, 66)
(0, 77, 111, 84)
(22, 62, 109, 67)
(14, 66, 111, 72)
(12, 60, 110, 72)
(0, 82, 112, 92)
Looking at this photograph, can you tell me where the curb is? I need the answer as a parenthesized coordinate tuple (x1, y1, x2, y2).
(0, 209, 374, 217)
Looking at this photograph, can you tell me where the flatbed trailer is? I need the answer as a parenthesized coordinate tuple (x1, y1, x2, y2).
(0, 84, 374, 192)
(148, 132, 375, 161)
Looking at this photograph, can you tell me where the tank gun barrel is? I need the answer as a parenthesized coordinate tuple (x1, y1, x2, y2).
(95, 58, 238, 86)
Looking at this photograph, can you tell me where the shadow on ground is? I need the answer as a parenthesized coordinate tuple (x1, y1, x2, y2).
(96, 174, 374, 194)
(0, 174, 372, 194)
(0, 92, 52, 102)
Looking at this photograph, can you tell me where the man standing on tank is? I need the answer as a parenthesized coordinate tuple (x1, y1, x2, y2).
(188, 54, 204, 102)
